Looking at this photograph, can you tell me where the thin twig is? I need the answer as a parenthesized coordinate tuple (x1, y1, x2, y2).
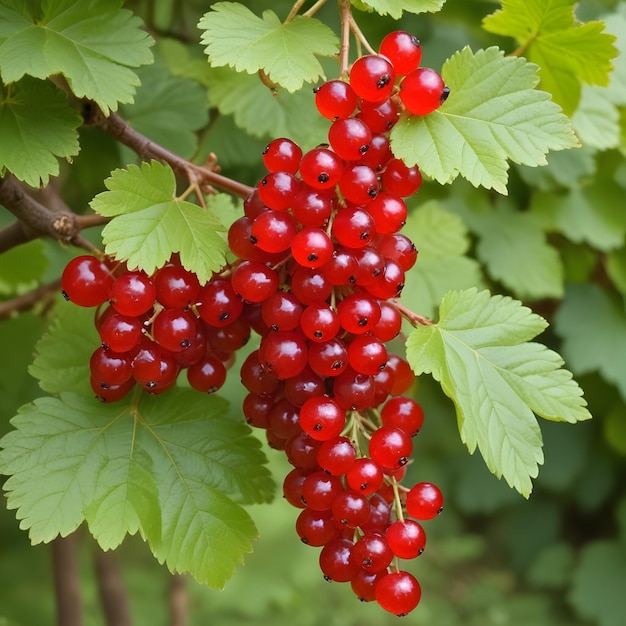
(302, 0, 329, 18)
(85, 105, 254, 199)
(285, 0, 308, 22)
(51, 534, 84, 626)
(170, 574, 188, 626)
(390, 298, 434, 327)
(348, 14, 377, 55)
(0, 278, 61, 320)
(338, 0, 352, 78)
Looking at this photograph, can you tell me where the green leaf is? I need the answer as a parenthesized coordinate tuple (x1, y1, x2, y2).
(0, 389, 274, 587)
(390, 47, 579, 195)
(0, 77, 81, 186)
(401, 200, 484, 319)
(527, 542, 575, 589)
(198, 2, 339, 93)
(554, 284, 626, 400)
(0, 0, 154, 114)
(205, 66, 329, 148)
(472, 203, 564, 300)
(90, 161, 228, 284)
(0, 239, 48, 295)
(530, 181, 626, 251)
(406, 288, 591, 496)
(350, 0, 444, 19)
(568, 540, 626, 626)
(607, 245, 626, 295)
(119, 60, 209, 159)
(482, 0, 617, 115)
(27, 300, 96, 396)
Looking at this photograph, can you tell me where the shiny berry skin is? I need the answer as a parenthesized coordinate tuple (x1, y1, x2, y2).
(197, 279, 243, 327)
(321, 247, 358, 286)
(307, 337, 349, 378)
(250, 210, 298, 254)
(291, 188, 333, 228)
(109, 271, 156, 317)
(260, 291, 303, 331)
(301, 471, 342, 511)
(319, 537, 359, 582)
(381, 159, 422, 197)
(357, 98, 400, 133)
(240, 350, 280, 396)
(366, 259, 405, 300)
(231, 261, 279, 303)
(299, 148, 344, 190)
(154, 264, 200, 309)
(291, 228, 334, 269)
(332, 367, 375, 411)
(152, 308, 198, 353)
(376, 232, 418, 271)
(315, 79, 358, 119)
(338, 164, 380, 205)
(351, 569, 387, 602)
(332, 205, 376, 249)
(90, 375, 135, 402)
(283, 467, 311, 508)
(186, 354, 227, 393)
(336, 292, 381, 334)
(371, 302, 402, 342)
(285, 431, 322, 468)
(406, 481, 444, 520)
(375, 570, 422, 616)
(316, 436, 356, 475)
(346, 458, 384, 495)
(399, 67, 449, 116)
(331, 488, 370, 528)
(290, 266, 332, 305)
(89, 346, 133, 387)
(368, 425, 413, 470)
(258, 330, 308, 379)
(62, 256, 114, 308)
(296, 508, 337, 546)
(328, 117, 372, 161)
(262, 137, 302, 174)
(99, 310, 143, 353)
(366, 193, 407, 234)
(300, 302, 340, 342)
(379, 31, 422, 76)
(386, 354, 415, 395)
(349, 55, 396, 102)
(381, 396, 424, 436)
(283, 366, 325, 407)
(299, 396, 346, 441)
(348, 333, 388, 375)
(351, 533, 394, 572)
(385, 519, 426, 559)
(257, 171, 300, 210)
(358, 133, 393, 172)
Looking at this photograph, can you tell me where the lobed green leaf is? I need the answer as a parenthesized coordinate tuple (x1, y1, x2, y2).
(0, 239, 48, 295)
(390, 47, 579, 195)
(0, 77, 81, 186)
(0, 389, 274, 587)
(482, 0, 617, 115)
(0, 0, 154, 114)
(198, 2, 339, 93)
(350, 0, 445, 19)
(90, 161, 228, 284)
(406, 288, 591, 497)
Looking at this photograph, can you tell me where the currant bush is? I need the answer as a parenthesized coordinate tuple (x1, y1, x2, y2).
(59, 29, 448, 616)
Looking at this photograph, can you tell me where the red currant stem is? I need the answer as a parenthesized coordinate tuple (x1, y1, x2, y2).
(0, 278, 60, 321)
(348, 14, 377, 55)
(390, 298, 434, 327)
(390, 475, 405, 523)
(338, 0, 352, 78)
(302, 0, 328, 18)
(86, 105, 254, 199)
(284, 0, 308, 22)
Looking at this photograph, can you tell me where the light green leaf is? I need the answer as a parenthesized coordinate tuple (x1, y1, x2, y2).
(530, 182, 626, 251)
(90, 161, 228, 284)
(0, 239, 48, 294)
(351, 0, 444, 19)
(554, 284, 626, 400)
(119, 60, 209, 159)
(390, 46, 579, 195)
(0, 0, 154, 114)
(0, 389, 274, 587)
(406, 288, 591, 496)
(205, 66, 329, 148)
(472, 203, 563, 300)
(198, 2, 339, 92)
(568, 540, 626, 626)
(482, 0, 617, 115)
(401, 201, 484, 319)
(27, 300, 96, 396)
(0, 77, 81, 186)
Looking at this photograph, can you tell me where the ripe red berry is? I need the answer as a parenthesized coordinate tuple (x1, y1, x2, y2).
(262, 137, 302, 173)
(375, 570, 422, 616)
(399, 67, 449, 116)
(314, 79, 358, 119)
(406, 481, 444, 520)
(379, 31, 422, 76)
(350, 55, 396, 102)
(61, 255, 113, 307)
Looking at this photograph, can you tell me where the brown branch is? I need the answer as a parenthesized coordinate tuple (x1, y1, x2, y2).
(0, 278, 61, 320)
(338, 0, 352, 78)
(170, 574, 188, 626)
(94, 549, 133, 626)
(0, 220, 30, 253)
(85, 105, 254, 199)
(51, 534, 84, 626)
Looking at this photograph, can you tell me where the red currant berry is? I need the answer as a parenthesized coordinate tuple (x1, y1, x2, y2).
(347, 333, 388, 375)
(399, 67, 449, 116)
(300, 302, 340, 342)
(260, 291, 303, 331)
(109, 271, 156, 317)
(375, 570, 421, 616)
(296, 508, 337, 546)
(186, 353, 227, 393)
(328, 117, 372, 161)
(368, 425, 413, 470)
(61, 255, 113, 307)
(406, 481, 444, 520)
(381, 396, 424, 436)
(197, 279, 243, 327)
(332, 205, 376, 249)
(291, 188, 333, 228)
(316, 436, 356, 476)
(299, 396, 346, 441)
(257, 171, 300, 210)
(301, 471, 343, 511)
(385, 519, 426, 559)
(231, 261, 279, 303)
(381, 158, 422, 197)
(290, 228, 334, 269)
(262, 137, 302, 174)
(154, 264, 200, 310)
(315, 79, 358, 119)
(346, 458, 384, 495)
(331, 488, 370, 528)
(299, 148, 344, 190)
(250, 209, 298, 254)
(152, 309, 198, 353)
(349, 55, 396, 102)
(258, 330, 308, 379)
(90, 346, 133, 387)
(351, 533, 393, 572)
(319, 537, 359, 582)
(379, 31, 422, 76)
(338, 164, 380, 205)
(336, 292, 381, 334)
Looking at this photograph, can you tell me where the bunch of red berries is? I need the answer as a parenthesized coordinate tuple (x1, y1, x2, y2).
(60, 30, 447, 616)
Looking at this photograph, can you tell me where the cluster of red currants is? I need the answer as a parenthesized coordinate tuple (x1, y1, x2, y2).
(60, 30, 447, 616)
